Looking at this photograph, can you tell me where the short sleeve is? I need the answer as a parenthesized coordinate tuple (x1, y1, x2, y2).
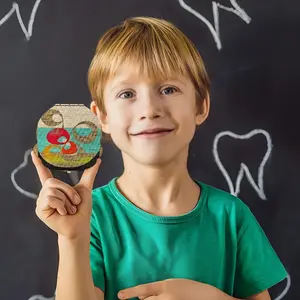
(233, 200, 288, 298)
(90, 209, 105, 292)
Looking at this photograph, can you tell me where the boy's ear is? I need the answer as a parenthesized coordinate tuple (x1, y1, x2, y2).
(195, 94, 210, 126)
(90, 101, 110, 134)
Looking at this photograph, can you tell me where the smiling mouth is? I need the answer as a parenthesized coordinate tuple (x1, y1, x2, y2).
(131, 128, 174, 137)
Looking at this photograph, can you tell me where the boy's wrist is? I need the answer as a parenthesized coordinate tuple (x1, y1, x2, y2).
(58, 234, 90, 248)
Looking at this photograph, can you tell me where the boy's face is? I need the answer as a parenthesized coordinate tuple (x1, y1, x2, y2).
(91, 64, 209, 166)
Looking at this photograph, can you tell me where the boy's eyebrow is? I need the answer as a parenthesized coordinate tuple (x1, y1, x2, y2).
(109, 80, 133, 92)
(167, 78, 187, 86)
(109, 77, 188, 93)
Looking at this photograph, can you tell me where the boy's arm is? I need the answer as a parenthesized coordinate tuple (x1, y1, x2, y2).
(95, 287, 104, 300)
(233, 199, 287, 298)
(55, 235, 104, 300)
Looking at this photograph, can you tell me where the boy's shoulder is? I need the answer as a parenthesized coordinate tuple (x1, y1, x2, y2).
(91, 178, 116, 207)
(90, 178, 122, 225)
(92, 180, 113, 198)
(198, 180, 248, 213)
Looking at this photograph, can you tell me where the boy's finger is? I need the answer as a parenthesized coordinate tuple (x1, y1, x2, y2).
(118, 282, 162, 299)
(38, 195, 67, 216)
(31, 151, 53, 186)
(77, 158, 101, 190)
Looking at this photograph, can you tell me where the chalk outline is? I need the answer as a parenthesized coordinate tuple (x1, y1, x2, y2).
(214, 129, 291, 297)
(11, 149, 38, 199)
(274, 273, 291, 300)
(178, 0, 251, 50)
(28, 295, 55, 300)
(11, 148, 79, 200)
(0, 0, 42, 40)
(213, 129, 272, 200)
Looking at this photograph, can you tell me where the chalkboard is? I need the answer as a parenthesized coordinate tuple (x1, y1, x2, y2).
(1, 0, 298, 299)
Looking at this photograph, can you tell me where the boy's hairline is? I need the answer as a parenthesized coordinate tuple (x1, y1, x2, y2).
(88, 16, 210, 113)
(105, 66, 193, 90)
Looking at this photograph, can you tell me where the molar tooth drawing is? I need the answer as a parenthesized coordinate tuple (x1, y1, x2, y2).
(274, 274, 291, 300)
(0, 0, 42, 40)
(213, 129, 291, 298)
(178, 0, 251, 50)
(213, 129, 272, 200)
(11, 148, 78, 200)
(11, 149, 38, 199)
(28, 295, 55, 300)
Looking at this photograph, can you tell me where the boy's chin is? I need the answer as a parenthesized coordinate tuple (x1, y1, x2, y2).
(131, 151, 183, 167)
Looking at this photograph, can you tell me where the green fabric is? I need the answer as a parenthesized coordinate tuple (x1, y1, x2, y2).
(90, 178, 287, 300)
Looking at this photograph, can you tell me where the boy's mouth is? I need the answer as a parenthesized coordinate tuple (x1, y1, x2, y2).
(131, 128, 174, 137)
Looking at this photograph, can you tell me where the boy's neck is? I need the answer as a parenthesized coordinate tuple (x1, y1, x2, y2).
(116, 152, 200, 216)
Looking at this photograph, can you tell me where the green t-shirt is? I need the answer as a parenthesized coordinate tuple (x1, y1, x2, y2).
(90, 178, 287, 300)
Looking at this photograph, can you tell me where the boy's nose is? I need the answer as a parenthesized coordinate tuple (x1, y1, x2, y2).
(141, 112, 161, 120)
(138, 94, 164, 120)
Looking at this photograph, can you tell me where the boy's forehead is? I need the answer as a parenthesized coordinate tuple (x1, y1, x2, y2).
(108, 63, 188, 86)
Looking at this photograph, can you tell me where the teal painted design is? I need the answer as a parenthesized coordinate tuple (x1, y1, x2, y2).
(37, 127, 101, 155)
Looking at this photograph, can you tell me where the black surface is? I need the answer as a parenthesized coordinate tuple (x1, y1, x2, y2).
(37, 151, 100, 171)
(0, 0, 298, 299)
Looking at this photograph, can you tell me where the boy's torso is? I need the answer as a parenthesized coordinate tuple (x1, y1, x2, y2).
(91, 178, 240, 299)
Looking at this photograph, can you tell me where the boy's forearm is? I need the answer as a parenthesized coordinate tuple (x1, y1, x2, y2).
(55, 235, 99, 300)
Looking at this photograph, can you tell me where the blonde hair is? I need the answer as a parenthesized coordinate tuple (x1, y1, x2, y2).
(87, 16, 210, 113)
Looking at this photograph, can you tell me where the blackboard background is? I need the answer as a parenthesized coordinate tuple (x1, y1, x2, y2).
(0, 0, 299, 299)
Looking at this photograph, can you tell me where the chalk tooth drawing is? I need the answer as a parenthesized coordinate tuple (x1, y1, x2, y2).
(28, 295, 55, 300)
(178, 0, 251, 50)
(11, 148, 38, 199)
(11, 148, 79, 199)
(274, 273, 291, 300)
(213, 129, 272, 200)
(0, 0, 42, 40)
(213, 130, 291, 297)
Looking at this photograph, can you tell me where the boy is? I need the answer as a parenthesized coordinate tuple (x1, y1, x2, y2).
(32, 17, 287, 300)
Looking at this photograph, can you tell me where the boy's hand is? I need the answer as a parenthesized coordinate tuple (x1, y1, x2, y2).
(31, 151, 101, 240)
(118, 279, 233, 300)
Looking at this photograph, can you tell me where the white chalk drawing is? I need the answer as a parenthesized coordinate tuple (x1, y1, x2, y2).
(214, 130, 291, 297)
(28, 295, 55, 300)
(178, 0, 251, 50)
(11, 148, 38, 199)
(274, 273, 291, 300)
(0, 0, 42, 40)
(213, 129, 272, 200)
(11, 148, 79, 200)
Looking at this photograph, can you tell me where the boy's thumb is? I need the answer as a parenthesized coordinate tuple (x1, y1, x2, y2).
(77, 158, 101, 191)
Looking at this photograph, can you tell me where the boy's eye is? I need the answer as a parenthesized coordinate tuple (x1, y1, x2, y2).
(119, 91, 134, 99)
(118, 87, 178, 98)
(161, 87, 177, 95)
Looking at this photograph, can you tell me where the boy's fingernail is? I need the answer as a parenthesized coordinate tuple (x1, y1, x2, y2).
(70, 206, 77, 214)
(73, 194, 81, 204)
(118, 291, 124, 299)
